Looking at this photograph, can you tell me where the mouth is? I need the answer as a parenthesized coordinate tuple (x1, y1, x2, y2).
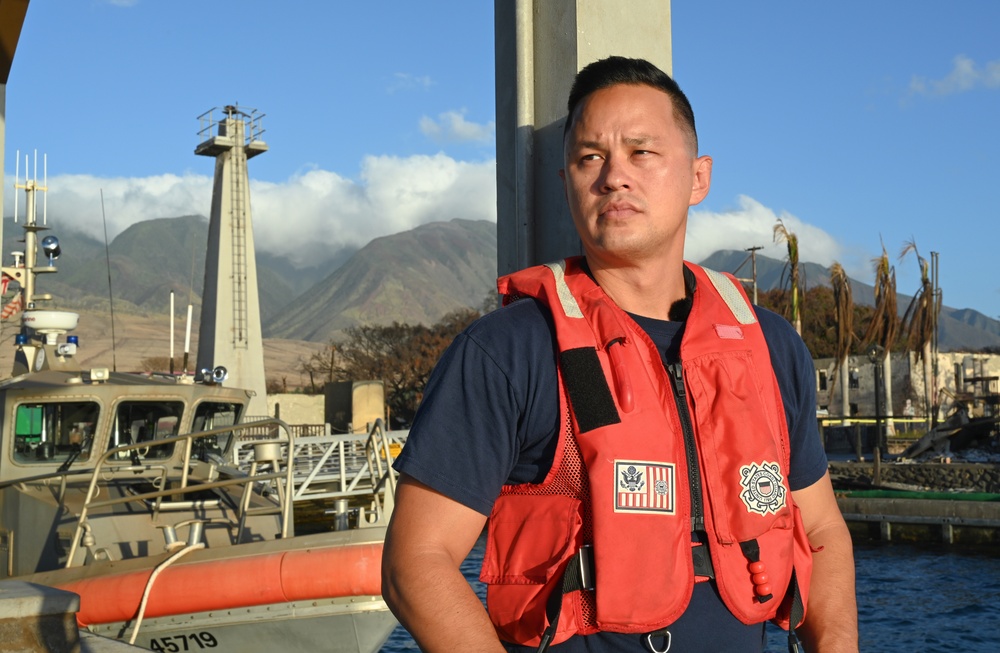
(599, 201, 640, 220)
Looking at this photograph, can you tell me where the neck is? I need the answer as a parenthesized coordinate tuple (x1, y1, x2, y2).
(587, 257, 688, 320)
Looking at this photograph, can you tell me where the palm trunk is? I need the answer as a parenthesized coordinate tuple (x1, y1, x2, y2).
(792, 285, 801, 336)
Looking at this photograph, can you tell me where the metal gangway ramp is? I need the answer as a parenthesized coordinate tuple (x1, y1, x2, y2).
(233, 419, 406, 514)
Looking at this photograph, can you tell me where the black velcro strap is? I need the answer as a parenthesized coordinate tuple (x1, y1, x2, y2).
(560, 347, 621, 433)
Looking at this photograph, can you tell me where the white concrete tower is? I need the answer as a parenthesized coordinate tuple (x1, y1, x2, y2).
(194, 105, 268, 417)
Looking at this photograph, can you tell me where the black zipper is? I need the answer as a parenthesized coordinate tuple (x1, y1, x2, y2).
(667, 362, 705, 533)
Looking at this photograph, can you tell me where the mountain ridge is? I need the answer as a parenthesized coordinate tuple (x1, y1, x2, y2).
(4, 216, 998, 352)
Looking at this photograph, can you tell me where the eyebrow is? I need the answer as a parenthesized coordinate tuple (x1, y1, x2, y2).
(623, 134, 655, 146)
(572, 134, 656, 150)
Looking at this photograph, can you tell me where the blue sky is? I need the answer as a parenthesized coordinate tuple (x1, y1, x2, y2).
(4, 1, 999, 321)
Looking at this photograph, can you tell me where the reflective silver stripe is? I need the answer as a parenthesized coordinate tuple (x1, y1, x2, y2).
(703, 267, 757, 325)
(545, 261, 585, 318)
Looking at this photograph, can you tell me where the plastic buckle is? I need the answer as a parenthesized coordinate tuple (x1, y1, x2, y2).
(577, 545, 594, 590)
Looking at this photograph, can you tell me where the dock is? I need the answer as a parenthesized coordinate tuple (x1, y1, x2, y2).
(831, 460, 1000, 544)
(837, 491, 1000, 544)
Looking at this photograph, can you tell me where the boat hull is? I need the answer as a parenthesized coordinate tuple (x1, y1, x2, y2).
(17, 530, 397, 653)
(85, 596, 396, 653)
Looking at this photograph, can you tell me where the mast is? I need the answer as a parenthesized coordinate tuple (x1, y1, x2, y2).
(2, 152, 80, 375)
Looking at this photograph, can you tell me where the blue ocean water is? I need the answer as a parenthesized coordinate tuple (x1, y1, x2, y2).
(381, 540, 1000, 651)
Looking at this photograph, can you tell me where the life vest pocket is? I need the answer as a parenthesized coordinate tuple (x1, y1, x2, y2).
(771, 501, 812, 630)
(481, 493, 584, 645)
(683, 350, 791, 543)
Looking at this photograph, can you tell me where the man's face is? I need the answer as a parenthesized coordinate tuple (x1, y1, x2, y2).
(560, 84, 712, 268)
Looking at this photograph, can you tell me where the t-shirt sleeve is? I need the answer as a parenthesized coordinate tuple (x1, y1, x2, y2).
(393, 300, 559, 516)
(757, 308, 829, 491)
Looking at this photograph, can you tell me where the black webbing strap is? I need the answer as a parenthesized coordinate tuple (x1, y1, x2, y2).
(738, 539, 774, 603)
(691, 530, 715, 579)
(535, 546, 594, 653)
(739, 539, 805, 651)
(560, 348, 621, 433)
(786, 569, 805, 653)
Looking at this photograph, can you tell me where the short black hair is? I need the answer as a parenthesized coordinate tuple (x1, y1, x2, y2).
(563, 56, 698, 153)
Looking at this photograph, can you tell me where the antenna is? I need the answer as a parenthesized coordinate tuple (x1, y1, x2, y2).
(100, 190, 118, 372)
(32, 151, 37, 224)
(170, 291, 175, 375)
(13, 150, 19, 223)
(183, 304, 193, 375)
(43, 154, 48, 226)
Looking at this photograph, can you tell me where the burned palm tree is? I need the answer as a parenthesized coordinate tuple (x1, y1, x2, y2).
(899, 239, 941, 421)
(862, 243, 899, 434)
(772, 219, 802, 335)
(830, 262, 855, 423)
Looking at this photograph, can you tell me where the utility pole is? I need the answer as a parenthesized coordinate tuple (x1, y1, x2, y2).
(746, 245, 763, 304)
(931, 251, 940, 427)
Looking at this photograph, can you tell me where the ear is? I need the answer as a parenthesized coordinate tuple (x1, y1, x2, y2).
(689, 155, 712, 206)
(558, 168, 568, 201)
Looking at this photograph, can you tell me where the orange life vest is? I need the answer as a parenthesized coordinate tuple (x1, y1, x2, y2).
(480, 258, 812, 647)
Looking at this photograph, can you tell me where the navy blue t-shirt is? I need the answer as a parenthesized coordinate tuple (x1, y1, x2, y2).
(395, 297, 828, 652)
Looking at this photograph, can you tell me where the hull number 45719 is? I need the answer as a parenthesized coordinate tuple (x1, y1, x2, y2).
(148, 633, 219, 652)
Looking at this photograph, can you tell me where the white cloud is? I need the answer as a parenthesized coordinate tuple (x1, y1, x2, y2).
(13, 172, 212, 241)
(387, 72, 433, 94)
(910, 55, 1000, 97)
(252, 153, 496, 261)
(3, 153, 497, 266)
(686, 195, 845, 270)
(419, 110, 495, 144)
(6, 168, 870, 286)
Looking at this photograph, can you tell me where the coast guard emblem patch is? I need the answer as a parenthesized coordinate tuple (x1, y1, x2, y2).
(615, 460, 675, 514)
(739, 461, 786, 515)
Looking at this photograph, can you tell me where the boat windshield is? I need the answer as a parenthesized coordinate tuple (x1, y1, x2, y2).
(109, 401, 184, 462)
(13, 401, 101, 465)
(191, 400, 243, 461)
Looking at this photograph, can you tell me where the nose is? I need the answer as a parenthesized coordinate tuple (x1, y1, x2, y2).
(600, 155, 632, 192)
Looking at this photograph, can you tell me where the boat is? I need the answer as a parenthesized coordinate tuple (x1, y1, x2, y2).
(0, 149, 399, 651)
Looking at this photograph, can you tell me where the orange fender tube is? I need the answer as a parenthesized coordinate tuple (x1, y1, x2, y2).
(57, 542, 384, 626)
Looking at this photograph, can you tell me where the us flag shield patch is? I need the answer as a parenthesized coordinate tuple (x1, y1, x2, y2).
(614, 460, 676, 514)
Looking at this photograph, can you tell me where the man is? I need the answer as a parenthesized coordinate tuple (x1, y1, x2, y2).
(382, 56, 858, 652)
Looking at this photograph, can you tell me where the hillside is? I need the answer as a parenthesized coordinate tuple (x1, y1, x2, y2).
(1, 216, 354, 323)
(4, 217, 998, 358)
(701, 250, 1000, 352)
(264, 218, 497, 341)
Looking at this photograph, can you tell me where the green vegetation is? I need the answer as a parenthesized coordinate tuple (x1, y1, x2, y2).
(299, 308, 481, 426)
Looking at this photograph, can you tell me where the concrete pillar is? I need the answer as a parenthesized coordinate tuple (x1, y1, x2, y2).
(1, 0, 33, 236)
(0, 581, 80, 652)
(0, 580, 144, 652)
(1, 82, 6, 226)
(494, 0, 673, 275)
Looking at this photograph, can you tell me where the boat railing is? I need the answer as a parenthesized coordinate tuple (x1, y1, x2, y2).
(232, 419, 404, 522)
(63, 417, 295, 568)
